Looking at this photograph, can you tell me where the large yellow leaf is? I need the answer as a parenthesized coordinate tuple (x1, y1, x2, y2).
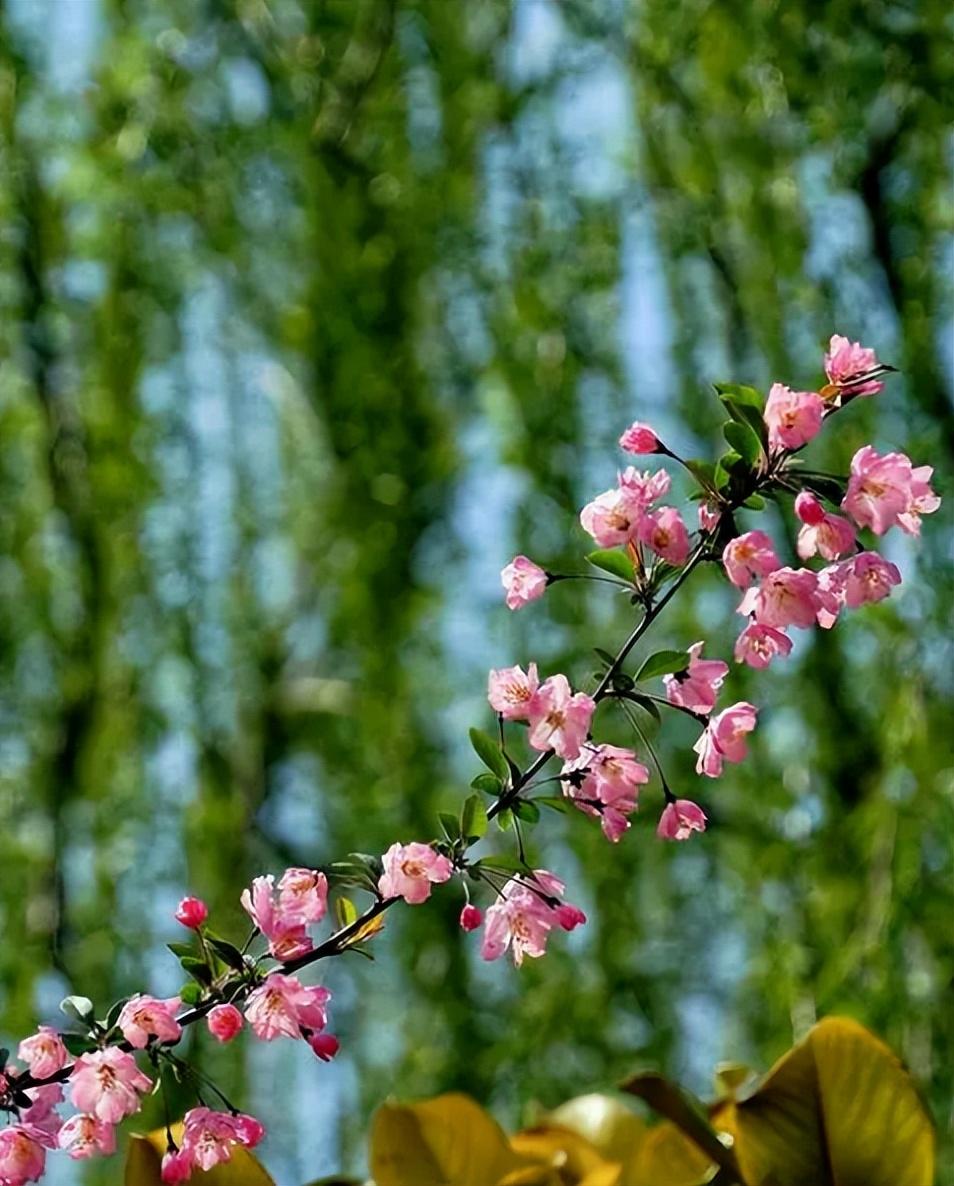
(726, 1016, 935, 1186)
(548, 1094, 648, 1167)
(624, 1123, 716, 1186)
(124, 1127, 275, 1185)
(369, 1092, 531, 1186)
(510, 1124, 622, 1185)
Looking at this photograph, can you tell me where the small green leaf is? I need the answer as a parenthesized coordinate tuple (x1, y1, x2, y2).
(742, 493, 766, 510)
(512, 798, 541, 823)
(336, 896, 358, 929)
(585, 549, 634, 582)
(536, 795, 570, 813)
(438, 811, 461, 843)
(636, 650, 689, 681)
(469, 727, 509, 781)
(685, 459, 718, 492)
(798, 474, 846, 503)
(594, 647, 617, 667)
(167, 941, 195, 960)
(496, 808, 513, 831)
(180, 956, 212, 985)
(611, 671, 635, 693)
(460, 793, 487, 841)
(622, 691, 663, 724)
(103, 997, 129, 1031)
(475, 854, 527, 874)
(178, 982, 203, 1006)
(723, 419, 763, 467)
(60, 995, 94, 1023)
(206, 938, 246, 971)
(713, 382, 764, 410)
(471, 772, 502, 795)
(61, 1033, 96, 1056)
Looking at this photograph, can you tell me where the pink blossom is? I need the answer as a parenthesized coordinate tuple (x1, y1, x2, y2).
(526, 674, 595, 760)
(693, 702, 758, 778)
(207, 1004, 244, 1044)
(734, 623, 793, 669)
(618, 422, 660, 454)
(459, 904, 483, 932)
(663, 641, 729, 716)
(795, 492, 856, 560)
(763, 383, 824, 452)
(18, 1086, 62, 1146)
(501, 556, 548, 610)
(56, 1115, 115, 1159)
(378, 842, 453, 905)
(308, 1033, 340, 1061)
(814, 562, 849, 629)
(117, 994, 182, 1049)
(618, 466, 671, 504)
(843, 446, 939, 536)
(841, 551, 902, 608)
(0, 1127, 46, 1184)
(68, 1048, 152, 1125)
(180, 1107, 264, 1173)
(175, 897, 208, 929)
(562, 744, 649, 842)
(824, 334, 885, 397)
(277, 868, 328, 926)
(161, 1149, 193, 1184)
(656, 799, 707, 841)
(481, 870, 585, 966)
(738, 567, 820, 630)
(240, 875, 312, 961)
(17, 1028, 68, 1080)
(579, 486, 643, 547)
(698, 502, 721, 533)
(638, 507, 690, 566)
(487, 662, 539, 721)
(723, 531, 781, 588)
(245, 973, 331, 1042)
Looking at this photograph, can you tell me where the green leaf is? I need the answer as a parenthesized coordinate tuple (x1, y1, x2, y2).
(635, 650, 689, 681)
(60, 995, 94, 1023)
(742, 493, 766, 510)
(585, 549, 634, 582)
(167, 941, 195, 960)
(684, 458, 718, 492)
(103, 997, 129, 1031)
(469, 727, 509, 781)
(470, 772, 502, 795)
(61, 1033, 96, 1056)
(723, 419, 763, 467)
(460, 793, 487, 841)
(336, 896, 358, 929)
(206, 937, 247, 971)
(178, 982, 203, 1006)
(798, 473, 846, 504)
(713, 381, 765, 410)
(474, 854, 527, 874)
(438, 811, 461, 843)
(512, 798, 540, 823)
(179, 956, 212, 985)
(536, 795, 570, 813)
(610, 671, 635, 692)
(495, 808, 513, 831)
(622, 691, 663, 725)
(593, 647, 618, 667)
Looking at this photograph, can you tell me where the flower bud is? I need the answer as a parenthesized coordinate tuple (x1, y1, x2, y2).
(308, 1033, 340, 1061)
(207, 1003, 244, 1043)
(618, 421, 660, 454)
(555, 904, 586, 932)
(175, 896, 208, 929)
(459, 904, 483, 932)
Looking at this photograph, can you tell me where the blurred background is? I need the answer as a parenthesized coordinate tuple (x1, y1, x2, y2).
(0, 0, 951, 1180)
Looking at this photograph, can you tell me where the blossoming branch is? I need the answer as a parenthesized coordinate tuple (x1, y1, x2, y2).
(0, 335, 939, 1183)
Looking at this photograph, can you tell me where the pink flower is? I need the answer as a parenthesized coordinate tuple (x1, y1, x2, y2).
(487, 662, 540, 721)
(501, 556, 548, 610)
(656, 799, 707, 841)
(308, 1033, 340, 1061)
(619, 422, 660, 454)
(481, 870, 584, 966)
(245, 973, 331, 1041)
(693, 702, 758, 778)
(378, 842, 453, 905)
(737, 567, 820, 629)
(56, 1115, 115, 1159)
(824, 334, 885, 397)
(795, 492, 856, 560)
(161, 1149, 193, 1184)
(117, 994, 182, 1049)
(207, 1004, 244, 1044)
(276, 868, 328, 926)
(459, 904, 483, 932)
(638, 507, 690, 566)
(843, 446, 939, 536)
(734, 623, 793, 669)
(663, 641, 729, 716)
(722, 531, 781, 588)
(526, 674, 595, 760)
(618, 467, 671, 504)
(841, 551, 902, 608)
(561, 744, 650, 842)
(175, 897, 208, 929)
(764, 383, 824, 452)
(69, 1048, 152, 1125)
(240, 875, 312, 961)
(579, 487, 643, 547)
(180, 1107, 263, 1173)
(0, 1127, 46, 1184)
(698, 502, 721, 533)
(17, 1027, 68, 1080)
(17, 1086, 62, 1148)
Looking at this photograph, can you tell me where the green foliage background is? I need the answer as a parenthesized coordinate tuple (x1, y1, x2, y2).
(0, 0, 951, 1180)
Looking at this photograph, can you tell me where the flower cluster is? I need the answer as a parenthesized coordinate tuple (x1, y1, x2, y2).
(0, 334, 938, 1184)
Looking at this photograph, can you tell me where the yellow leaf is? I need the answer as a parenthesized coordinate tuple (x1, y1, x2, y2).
(548, 1094, 648, 1166)
(728, 1016, 935, 1186)
(124, 1127, 276, 1185)
(510, 1124, 621, 1184)
(369, 1092, 530, 1186)
(624, 1123, 715, 1186)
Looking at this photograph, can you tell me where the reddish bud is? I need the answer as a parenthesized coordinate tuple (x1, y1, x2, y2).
(308, 1033, 340, 1061)
(459, 904, 483, 932)
(175, 896, 208, 929)
(207, 1003, 244, 1043)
